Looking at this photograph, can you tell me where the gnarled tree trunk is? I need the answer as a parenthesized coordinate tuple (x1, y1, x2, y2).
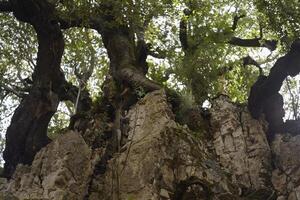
(248, 40, 300, 139)
(3, 0, 65, 178)
(100, 28, 161, 93)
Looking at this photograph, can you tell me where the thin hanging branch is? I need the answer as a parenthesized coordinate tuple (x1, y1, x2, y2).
(74, 32, 96, 114)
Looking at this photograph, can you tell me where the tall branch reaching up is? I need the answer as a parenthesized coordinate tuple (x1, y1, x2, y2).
(3, 0, 67, 178)
(179, 9, 193, 52)
(58, 3, 161, 93)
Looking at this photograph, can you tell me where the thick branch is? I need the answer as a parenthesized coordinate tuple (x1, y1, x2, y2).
(0, 1, 12, 12)
(248, 39, 300, 119)
(118, 68, 161, 92)
(101, 27, 161, 92)
(248, 39, 300, 141)
(229, 37, 277, 51)
(58, 15, 103, 31)
(3, 0, 66, 178)
(179, 9, 193, 51)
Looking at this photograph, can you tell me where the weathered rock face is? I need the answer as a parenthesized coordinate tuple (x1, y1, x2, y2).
(87, 92, 274, 199)
(272, 134, 300, 200)
(1, 131, 94, 200)
(210, 96, 272, 191)
(1, 90, 300, 200)
(89, 90, 243, 200)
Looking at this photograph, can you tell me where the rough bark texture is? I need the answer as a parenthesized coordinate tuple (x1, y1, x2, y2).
(2, 90, 300, 199)
(248, 40, 300, 119)
(3, 88, 59, 179)
(2, 0, 93, 178)
(248, 40, 300, 139)
(2, 0, 65, 178)
(100, 28, 161, 93)
(93, 1, 160, 93)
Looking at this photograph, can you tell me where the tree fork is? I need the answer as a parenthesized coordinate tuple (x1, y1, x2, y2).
(100, 27, 161, 93)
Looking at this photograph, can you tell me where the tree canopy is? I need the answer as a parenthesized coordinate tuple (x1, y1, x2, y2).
(0, 0, 300, 178)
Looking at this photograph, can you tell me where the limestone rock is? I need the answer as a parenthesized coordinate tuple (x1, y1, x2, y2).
(2, 131, 93, 200)
(90, 91, 248, 199)
(210, 95, 272, 190)
(2, 91, 300, 200)
(272, 134, 300, 199)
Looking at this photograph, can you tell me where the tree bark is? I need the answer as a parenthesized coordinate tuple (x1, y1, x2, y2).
(248, 43, 300, 119)
(3, 88, 59, 178)
(58, 2, 161, 92)
(248, 40, 300, 138)
(2, 0, 66, 178)
(100, 28, 161, 92)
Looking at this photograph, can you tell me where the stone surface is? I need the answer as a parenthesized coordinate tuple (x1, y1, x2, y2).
(272, 134, 300, 199)
(210, 95, 272, 190)
(1, 131, 93, 200)
(88, 91, 258, 199)
(1, 91, 300, 200)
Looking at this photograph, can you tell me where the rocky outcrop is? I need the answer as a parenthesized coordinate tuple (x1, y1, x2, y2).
(0, 131, 94, 200)
(89, 90, 243, 199)
(210, 96, 273, 191)
(1, 90, 300, 199)
(87, 92, 274, 199)
(272, 134, 300, 200)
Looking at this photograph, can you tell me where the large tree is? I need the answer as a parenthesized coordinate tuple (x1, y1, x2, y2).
(0, 0, 299, 178)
